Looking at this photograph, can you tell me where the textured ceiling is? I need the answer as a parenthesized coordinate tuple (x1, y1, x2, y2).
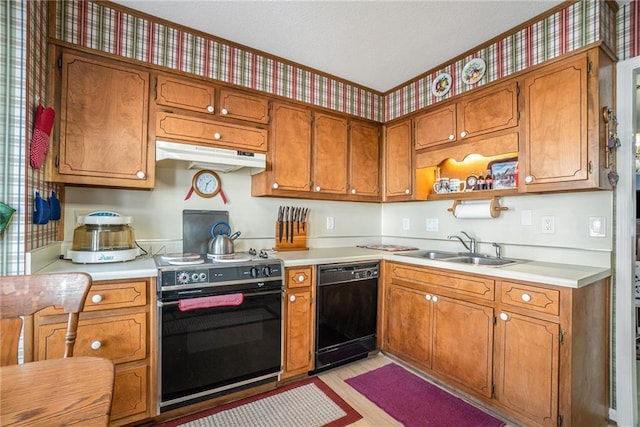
(110, 0, 565, 92)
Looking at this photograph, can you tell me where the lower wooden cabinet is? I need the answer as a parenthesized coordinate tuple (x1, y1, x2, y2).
(282, 266, 315, 380)
(33, 278, 155, 426)
(383, 261, 609, 427)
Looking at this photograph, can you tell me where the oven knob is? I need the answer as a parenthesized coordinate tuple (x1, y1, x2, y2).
(250, 266, 260, 278)
(177, 272, 189, 284)
(262, 266, 272, 277)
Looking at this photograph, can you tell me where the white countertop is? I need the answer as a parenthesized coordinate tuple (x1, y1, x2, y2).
(37, 247, 610, 288)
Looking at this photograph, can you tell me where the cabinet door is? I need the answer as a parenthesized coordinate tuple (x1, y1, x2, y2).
(270, 103, 312, 191)
(521, 54, 589, 190)
(312, 113, 348, 194)
(219, 89, 269, 124)
(349, 120, 380, 197)
(414, 104, 457, 150)
(283, 289, 313, 378)
(457, 80, 519, 139)
(156, 74, 215, 114)
(431, 295, 493, 397)
(55, 51, 151, 188)
(112, 363, 148, 422)
(384, 119, 413, 200)
(494, 311, 559, 427)
(385, 284, 431, 370)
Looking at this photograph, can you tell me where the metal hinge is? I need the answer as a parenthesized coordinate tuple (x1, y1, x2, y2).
(154, 78, 158, 100)
(516, 83, 520, 96)
(57, 56, 62, 69)
(587, 61, 593, 75)
(557, 414, 563, 427)
(55, 155, 59, 168)
(559, 330, 565, 344)
(493, 315, 497, 325)
(588, 161, 593, 174)
(491, 383, 495, 398)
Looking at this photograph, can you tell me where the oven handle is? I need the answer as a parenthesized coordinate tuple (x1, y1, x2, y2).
(158, 289, 283, 306)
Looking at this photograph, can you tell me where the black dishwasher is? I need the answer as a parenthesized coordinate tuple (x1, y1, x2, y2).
(314, 261, 379, 373)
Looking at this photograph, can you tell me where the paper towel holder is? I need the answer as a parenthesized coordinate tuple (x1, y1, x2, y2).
(447, 197, 509, 218)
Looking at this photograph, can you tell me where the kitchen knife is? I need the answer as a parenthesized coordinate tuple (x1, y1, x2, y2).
(278, 206, 284, 243)
(284, 206, 289, 243)
(302, 208, 308, 231)
(290, 207, 296, 243)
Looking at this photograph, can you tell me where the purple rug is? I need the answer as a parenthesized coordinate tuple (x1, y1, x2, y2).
(345, 363, 505, 427)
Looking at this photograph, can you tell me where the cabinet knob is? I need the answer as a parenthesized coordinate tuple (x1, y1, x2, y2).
(521, 293, 531, 302)
(425, 294, 432, 301)
(499, 312, 509, 321)
(460, 131, 468, 138)
(351, 188, 357, 194)
(91, 341, 102, 350)
(315, 186, 321, 192)
(289, 295, 296, 302)
(91, 294, 103, 304)
(525, 176, 533, 184)
(272, 182, 279, 189)
(221, 108, 228, 115)
(213, 132, 221, 140)
(206, 105, 214, 113)
(404, 189, 410, 195)
(298, 275, 305, 283)
(136, 170, 145, 179)
(448, 134, 455, 140)
(432, 295, 439, 303)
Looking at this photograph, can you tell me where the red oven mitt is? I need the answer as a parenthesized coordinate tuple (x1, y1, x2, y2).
(30, 105, 55, 169)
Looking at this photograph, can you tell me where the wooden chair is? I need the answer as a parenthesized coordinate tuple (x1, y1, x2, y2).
(0, 273, 115, 426)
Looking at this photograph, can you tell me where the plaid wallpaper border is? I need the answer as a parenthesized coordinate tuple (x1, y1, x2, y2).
(618, 0, 640, 60)
(54, 0, 382, 121)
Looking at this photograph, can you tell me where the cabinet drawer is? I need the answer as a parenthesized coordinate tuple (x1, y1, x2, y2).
(389, 263, 494, 301)
(156, 112, 268, 152)
(219, 89, 269, 124)
(499, 281, 560, 316)
(156, 74, 215, 114)
(85, 281, 147, 311)
(38, 312, 146, 363)
(286, 267, 313, 289)
(111, 363, 148, 422)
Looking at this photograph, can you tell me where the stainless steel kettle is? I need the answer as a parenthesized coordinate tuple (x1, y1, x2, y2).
(208, 222, 241, 256)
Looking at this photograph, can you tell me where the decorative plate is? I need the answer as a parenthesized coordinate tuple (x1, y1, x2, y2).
(462, 58, 486, 85)
(431, 73, 452, 97)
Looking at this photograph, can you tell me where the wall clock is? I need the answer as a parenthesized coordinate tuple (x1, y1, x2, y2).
(192, 170, 221, 198)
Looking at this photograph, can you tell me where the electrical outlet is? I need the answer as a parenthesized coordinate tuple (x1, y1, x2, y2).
(425, 218, 439, 232)
(588, 216, 606, 237)
(326, 216, 335, 230)
(541, 215, 555, 234)
(402, 218, 410, 231)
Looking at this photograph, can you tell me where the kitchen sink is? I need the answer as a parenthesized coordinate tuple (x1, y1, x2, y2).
(396, 250, 460, 260)
(441, 255, 519, 267)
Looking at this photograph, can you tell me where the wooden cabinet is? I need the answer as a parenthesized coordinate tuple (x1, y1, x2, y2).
(312, 113, 348, 195)
(414, 80, 518, 151)
(384, 262, 609, 427)
(282, 266, 315, 379)
(47, 50, 153, 188)
(383, 119, 413, 201)
(349, 120, 381, 197)
(33, 278, 154, 426)
(155, 74, 215, 114)
(520, 48, 614, 192)
(219, 88, 269, 124)
(384, 263, 494, 397)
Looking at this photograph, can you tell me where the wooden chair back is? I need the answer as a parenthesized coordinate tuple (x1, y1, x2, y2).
(0, 272, 92, 365)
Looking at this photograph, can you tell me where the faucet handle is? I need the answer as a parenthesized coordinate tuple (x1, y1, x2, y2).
(492, 242, 502, 258)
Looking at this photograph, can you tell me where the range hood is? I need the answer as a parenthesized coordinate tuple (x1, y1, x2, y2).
(156, 140, 266, 173)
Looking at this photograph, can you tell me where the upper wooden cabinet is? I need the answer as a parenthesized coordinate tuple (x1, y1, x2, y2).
(47, 50, 153, 188)
(219, 88, 270, 124)
(384, 119, 413, 201)
(349, 120, 381, 197)
(415, 80, 519, 151)
(155, 74, 215, 114)
(520, 49, 613, 192)
(312, 113, 349, 195)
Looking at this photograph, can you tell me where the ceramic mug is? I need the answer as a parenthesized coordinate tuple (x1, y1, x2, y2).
(449, 179, 466, 192)
(433, 178, 450, 193)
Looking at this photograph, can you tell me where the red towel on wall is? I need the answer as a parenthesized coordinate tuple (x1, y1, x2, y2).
(30, 105, 55, 169)
(178, 293, 244, 312)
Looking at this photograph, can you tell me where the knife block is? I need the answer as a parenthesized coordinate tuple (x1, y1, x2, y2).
(275, 221, 308, 251)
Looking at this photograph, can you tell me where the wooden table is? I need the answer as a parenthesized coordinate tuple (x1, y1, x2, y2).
(0, 357, 114, 426)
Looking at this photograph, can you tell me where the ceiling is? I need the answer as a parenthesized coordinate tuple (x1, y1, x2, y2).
(110, 0, 565, 92)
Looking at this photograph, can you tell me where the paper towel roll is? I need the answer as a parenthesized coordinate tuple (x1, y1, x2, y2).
(453, 200, 494, 219)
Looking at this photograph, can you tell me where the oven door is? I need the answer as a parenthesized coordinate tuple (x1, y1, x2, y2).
(159, 288, 282, 412)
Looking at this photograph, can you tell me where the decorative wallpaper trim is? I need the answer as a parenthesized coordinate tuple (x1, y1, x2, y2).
(54, 0, 382, 122)
(618, 0, 640, 60)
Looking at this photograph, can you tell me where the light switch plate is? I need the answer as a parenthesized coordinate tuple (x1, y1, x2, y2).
(402, 218, 410, 230)
(426, 218, 439, 232)
(326, 216, 335, 230)
(588, 216, 606, 237)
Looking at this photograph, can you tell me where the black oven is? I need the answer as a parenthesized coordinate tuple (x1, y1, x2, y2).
(156, 256, 283, 413)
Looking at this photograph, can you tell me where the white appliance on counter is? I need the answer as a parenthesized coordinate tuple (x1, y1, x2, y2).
(66, 211, 139, 263)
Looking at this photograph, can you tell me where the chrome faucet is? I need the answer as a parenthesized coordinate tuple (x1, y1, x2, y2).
(492, 242, 502, 259)
(447, 231, 476, 254)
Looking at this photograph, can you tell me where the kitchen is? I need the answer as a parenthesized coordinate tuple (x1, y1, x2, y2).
(1, 0, 638, 426)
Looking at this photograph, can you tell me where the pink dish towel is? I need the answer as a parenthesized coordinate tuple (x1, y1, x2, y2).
(178, 294, 244, 311)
